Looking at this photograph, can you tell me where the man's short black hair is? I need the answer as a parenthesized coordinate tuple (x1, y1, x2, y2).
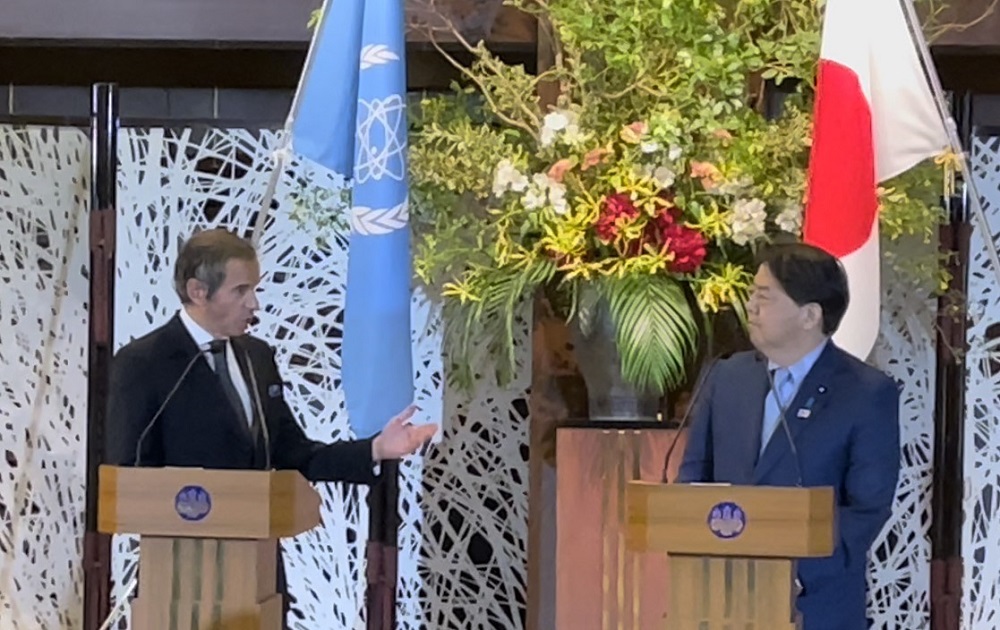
(756, 242, 849, 335)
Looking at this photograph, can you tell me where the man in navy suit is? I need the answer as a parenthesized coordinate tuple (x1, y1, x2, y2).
(678, 243, 900, 630)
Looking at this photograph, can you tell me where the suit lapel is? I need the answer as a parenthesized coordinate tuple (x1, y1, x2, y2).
(738, 357, 769, 481)
(230, 337, 264, 427)
(753, 343, 842, 483)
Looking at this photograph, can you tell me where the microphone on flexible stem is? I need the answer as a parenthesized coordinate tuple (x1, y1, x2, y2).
(242, 349, 272, 471)
(660, 356, 723, 483)
(765, 367, 805, 487)
(133, 344, 219, 466)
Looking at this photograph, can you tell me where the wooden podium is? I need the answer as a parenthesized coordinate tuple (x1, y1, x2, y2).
(98, 465, 322, 630)
(626, 482, 835, 630)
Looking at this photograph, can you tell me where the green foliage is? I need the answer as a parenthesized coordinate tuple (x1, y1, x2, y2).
(600, 274, 700, 393)
(296, 0, 951, 393)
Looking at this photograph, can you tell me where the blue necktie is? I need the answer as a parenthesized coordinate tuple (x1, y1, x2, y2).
(760, 368, 795, 457)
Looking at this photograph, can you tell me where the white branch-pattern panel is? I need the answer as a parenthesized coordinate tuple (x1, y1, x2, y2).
(869, 241, 937, 629)
(0, 125, 91, 628)
(964, 133, 1000, 629)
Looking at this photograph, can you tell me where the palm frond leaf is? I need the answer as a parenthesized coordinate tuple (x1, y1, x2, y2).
(443, 259, 557, 389)
(599, 274, 700, 394)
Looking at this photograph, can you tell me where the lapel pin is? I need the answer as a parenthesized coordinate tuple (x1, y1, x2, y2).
(797, 408, 812, 419)
(818, 385, 827, 394)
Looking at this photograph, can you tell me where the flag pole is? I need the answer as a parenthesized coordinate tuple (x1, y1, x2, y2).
(899, 0, 1000, 280)
(898, 4, 982, 630)
(250, 0, 333, 247)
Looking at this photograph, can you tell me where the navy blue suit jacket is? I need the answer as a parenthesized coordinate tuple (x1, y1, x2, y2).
(678, 343, 900, 630)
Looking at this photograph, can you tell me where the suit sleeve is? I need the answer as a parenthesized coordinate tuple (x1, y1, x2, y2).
(838, 377, 901, 568)
(105, 348, 163, 467)
(676, 363, 716, 483)
(263, 347, 378, 485)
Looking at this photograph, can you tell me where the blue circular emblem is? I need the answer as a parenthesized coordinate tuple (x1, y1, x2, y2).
(707, 502, 746, 539)
(174, 485, 212, 521)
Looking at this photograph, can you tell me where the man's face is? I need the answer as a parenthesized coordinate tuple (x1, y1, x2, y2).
(746, 263, 809, 356)
(190, 258, 261, 338)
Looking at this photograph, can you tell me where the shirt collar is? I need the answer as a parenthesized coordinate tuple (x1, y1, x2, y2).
(768, 338, 828, 385)
(179, 307, 221, 350)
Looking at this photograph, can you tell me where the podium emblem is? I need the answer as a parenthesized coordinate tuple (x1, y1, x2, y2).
(175, 485, 212, 521)
(707, 501, 746, 539)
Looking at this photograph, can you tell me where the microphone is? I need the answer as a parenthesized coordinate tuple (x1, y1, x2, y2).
(241, 349, 272, 471)
(765, 367, 805, 487)
(133, 344, 219, 466)
(660, 355, 724, 483)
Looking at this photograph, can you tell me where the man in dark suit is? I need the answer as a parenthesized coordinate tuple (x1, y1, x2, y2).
(105, 229, 437, 621)
(678, 243, 900, 630)
(106, 228, 436, 472)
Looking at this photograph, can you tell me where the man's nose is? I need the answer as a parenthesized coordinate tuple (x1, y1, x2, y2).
(248, 292, 260, 310)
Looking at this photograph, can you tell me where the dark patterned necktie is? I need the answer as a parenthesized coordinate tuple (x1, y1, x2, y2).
(208, 339, 250, 429)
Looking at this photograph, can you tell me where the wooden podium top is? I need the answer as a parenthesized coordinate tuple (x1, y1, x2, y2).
(98, 465, 321, 540)
(626, 482, 835, 559)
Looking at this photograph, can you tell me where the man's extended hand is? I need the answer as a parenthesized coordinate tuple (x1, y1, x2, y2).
(371, 404, 438, 461)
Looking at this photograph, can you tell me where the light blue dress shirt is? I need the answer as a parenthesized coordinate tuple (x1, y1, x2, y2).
(759, 339, 829, 456)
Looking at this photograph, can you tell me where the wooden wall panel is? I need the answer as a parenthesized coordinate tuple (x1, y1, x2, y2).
(555, 427, 686, 630)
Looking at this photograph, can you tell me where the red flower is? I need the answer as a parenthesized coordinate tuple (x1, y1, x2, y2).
(595, 193, 639, 242)
(662, 223, 707, 273)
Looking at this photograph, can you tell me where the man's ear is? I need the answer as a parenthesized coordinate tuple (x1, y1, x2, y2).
(186, 278, 209, 305)
(801, 303, 823, 331)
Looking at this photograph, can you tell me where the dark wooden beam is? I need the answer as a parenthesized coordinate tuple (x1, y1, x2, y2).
(0, 43, 536, 92)
(932, 48, 1000, 93)
(0, 0, 535, 47)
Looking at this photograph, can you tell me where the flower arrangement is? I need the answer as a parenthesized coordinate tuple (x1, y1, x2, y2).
(289, 0, 951, 395)
(401, 0, 948, 394)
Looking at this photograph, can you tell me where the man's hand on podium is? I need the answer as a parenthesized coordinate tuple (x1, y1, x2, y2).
(371, 404, 438, 461)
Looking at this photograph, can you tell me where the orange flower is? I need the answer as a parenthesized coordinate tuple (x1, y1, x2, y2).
(581, 148, 611, 171)
(690, 161, 720, 179)
(547, 158, 573, 183)
(711, 128, 733, 141)
(620, 121, 648, 144)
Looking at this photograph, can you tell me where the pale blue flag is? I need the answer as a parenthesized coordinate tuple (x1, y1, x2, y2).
(288, 0, 412, 438)
(289, 0, 365, 176)
(341, 1, 414, 437)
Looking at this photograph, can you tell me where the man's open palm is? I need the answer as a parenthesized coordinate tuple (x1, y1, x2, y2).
(372, 405, 438, 461)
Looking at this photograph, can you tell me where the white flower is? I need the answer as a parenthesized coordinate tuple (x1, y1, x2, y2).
(509, 172, 529, 192)
(715, 177, 753, 197)
(523, 188, 546, 210)
(635, 164, 676, 189)
(668, 145, 683, 161)
(540, 110, 582, 147)
(729, 198, 767, 245)
(548, 182, 569, 214)
(652, 166, 676, 188)
(493, 159, 528, 196)
(775, 201, 803, 234)
(544, 111, 570, 131)
(641, 141, 661, 154)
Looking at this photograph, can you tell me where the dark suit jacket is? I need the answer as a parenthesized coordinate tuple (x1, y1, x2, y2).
(106, 313, 376, 483)
(105, 314, 379, 624)
(678, 343, 900, 630)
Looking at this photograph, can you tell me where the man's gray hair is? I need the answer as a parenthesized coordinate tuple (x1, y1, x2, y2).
(173, 229, 257, 304)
